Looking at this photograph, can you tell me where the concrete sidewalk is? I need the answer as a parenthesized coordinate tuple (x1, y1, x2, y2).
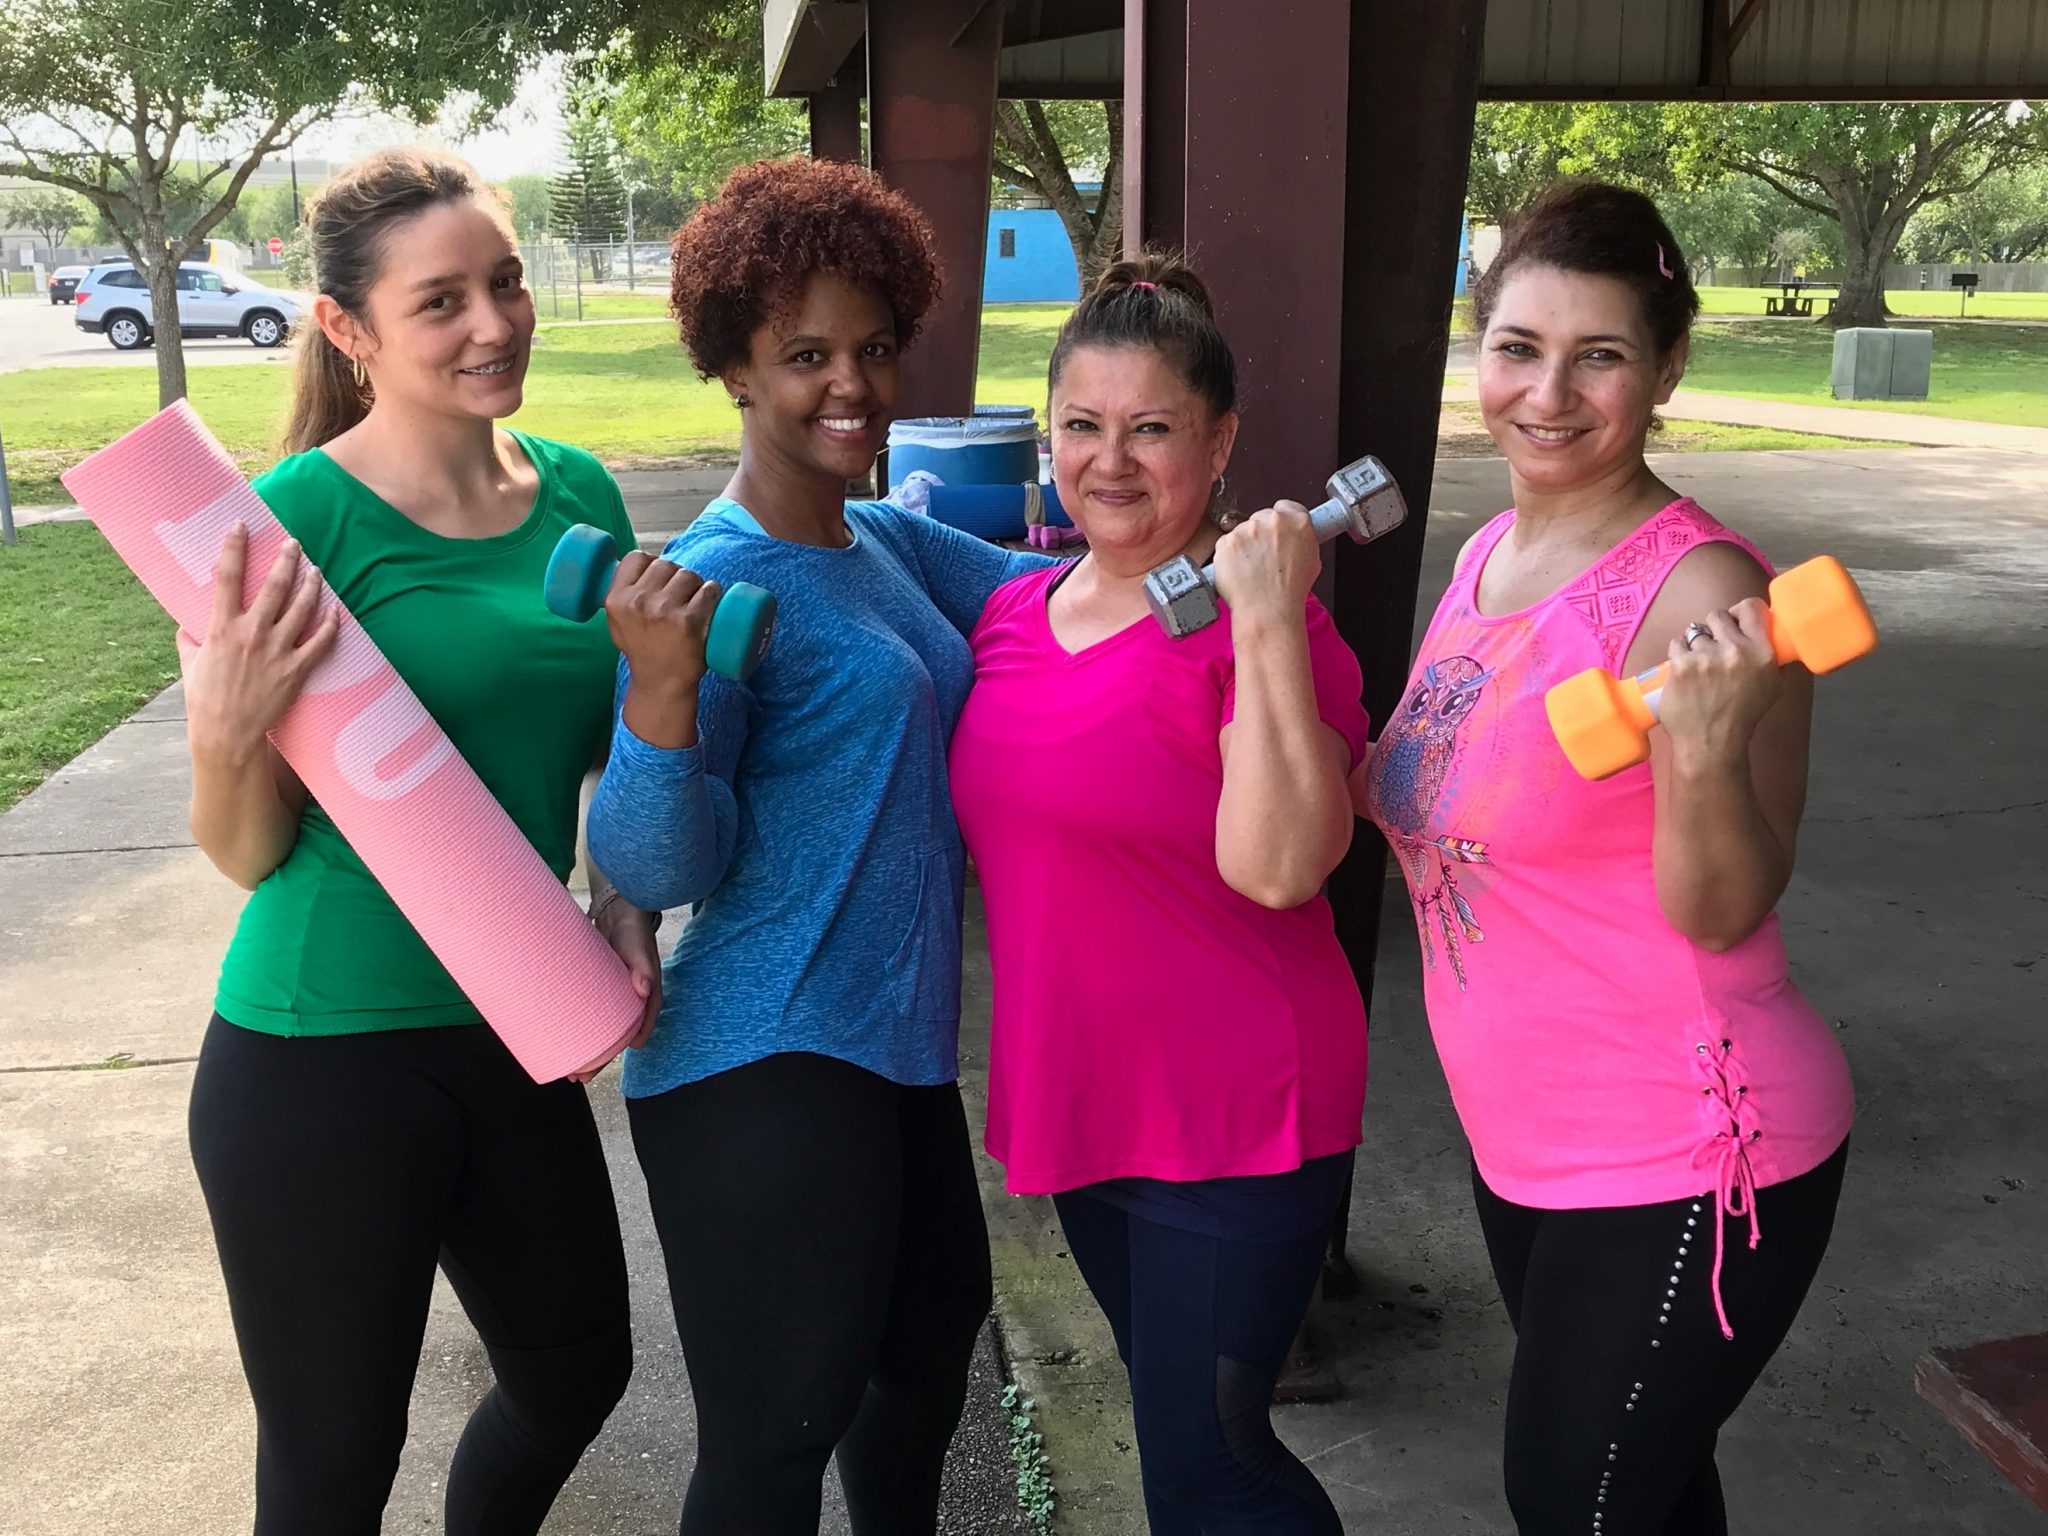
(0, 561, 1026, 1531)
(981, 447, 2048, 1533)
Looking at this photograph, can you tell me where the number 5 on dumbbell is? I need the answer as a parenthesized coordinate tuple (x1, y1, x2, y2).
(1144, 455, 1408, 638)
(1545, 555, 1877, 781)
(544, 525, 777, 683)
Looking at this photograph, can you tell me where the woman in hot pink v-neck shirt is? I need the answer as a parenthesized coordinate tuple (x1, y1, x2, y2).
(951, 254, 1366, 1531)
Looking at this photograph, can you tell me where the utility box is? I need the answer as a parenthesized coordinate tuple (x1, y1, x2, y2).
(1832, 327, 1933, 401)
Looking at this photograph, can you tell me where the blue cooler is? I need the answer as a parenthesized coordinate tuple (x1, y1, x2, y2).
(886, 407, 1040, 490)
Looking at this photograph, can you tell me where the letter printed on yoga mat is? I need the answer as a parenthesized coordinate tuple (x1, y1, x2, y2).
(61, 401, 641, 1082)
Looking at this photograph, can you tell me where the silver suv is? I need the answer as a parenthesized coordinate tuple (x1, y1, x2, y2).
(73, 261, 298, 351)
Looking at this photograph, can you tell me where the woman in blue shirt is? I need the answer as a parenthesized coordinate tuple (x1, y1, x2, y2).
(585, 157, 1049, 1535)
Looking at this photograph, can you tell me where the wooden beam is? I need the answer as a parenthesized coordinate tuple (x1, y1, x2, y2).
(1700, 0, 1733, 89)
(1729, 0, 1772, 51)
(1916, 1336, 2048, 1512)
(868, 0, 1003, 418)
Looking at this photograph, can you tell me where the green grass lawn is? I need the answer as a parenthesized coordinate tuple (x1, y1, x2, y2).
(1683, 320, 2045, 427)
(5, 301, 2035, 509)
(1696, 285, 2048, 321)
(0, 522, 178, 811)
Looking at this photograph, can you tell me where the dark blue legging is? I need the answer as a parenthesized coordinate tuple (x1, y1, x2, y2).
(1052, 1189, 1343, 1534)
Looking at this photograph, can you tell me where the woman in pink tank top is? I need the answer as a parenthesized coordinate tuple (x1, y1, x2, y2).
(1356, 184, 1853, 1535)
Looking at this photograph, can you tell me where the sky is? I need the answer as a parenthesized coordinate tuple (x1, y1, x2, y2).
(291, 58, 568, 182)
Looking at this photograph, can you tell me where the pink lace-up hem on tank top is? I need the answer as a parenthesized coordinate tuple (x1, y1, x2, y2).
(1360, 498, 1853, 1338)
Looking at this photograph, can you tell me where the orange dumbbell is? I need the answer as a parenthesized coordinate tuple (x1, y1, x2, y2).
(1545, 555, 1877, 781)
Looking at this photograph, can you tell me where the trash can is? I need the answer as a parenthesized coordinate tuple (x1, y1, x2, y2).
(1832, 328, 1932, 401)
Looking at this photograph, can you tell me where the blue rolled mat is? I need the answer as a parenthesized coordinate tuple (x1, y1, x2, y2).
(925, 481, 1072, 541)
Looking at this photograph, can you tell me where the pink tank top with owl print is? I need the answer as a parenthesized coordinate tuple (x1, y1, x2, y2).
(1362, 499, 1853, 1324)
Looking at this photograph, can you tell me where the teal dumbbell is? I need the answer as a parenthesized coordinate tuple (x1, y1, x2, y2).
(544, 524, 777, 683)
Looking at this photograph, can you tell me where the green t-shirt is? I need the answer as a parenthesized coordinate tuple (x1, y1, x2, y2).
(214, 433, 635, 1035)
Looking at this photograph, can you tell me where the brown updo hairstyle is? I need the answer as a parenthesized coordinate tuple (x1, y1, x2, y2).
(667, 157, 943, 380)
(284, 146, 502, 454)
(1046, 250, 1240, 523)
(1472, 180, 1701, 356)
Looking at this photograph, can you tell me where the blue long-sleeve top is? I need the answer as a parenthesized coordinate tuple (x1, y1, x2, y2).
(586, 498, 1054, 1098)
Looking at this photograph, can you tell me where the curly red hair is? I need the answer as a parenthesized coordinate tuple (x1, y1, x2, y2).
(668, 157, 944, 379)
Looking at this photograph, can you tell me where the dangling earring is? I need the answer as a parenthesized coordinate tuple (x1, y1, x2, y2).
(350, 355, 367, 388)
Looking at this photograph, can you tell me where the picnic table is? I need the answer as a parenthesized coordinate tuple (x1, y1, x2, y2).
(1767, 280, 1837, 318)
(1916, 1333, 2048, 1512)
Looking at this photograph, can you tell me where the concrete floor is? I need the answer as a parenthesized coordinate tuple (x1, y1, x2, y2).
(977, 447, 2048, 1534)
(1, 445, 2041, 1533)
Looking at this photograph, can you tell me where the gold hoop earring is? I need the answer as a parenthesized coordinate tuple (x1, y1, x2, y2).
(350, 355, 366, 388)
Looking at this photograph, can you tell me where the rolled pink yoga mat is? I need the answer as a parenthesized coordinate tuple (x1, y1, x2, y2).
(62, 401, 642, 1082)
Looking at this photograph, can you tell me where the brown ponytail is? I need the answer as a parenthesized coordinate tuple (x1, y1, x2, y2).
(282, 146, 498, 454)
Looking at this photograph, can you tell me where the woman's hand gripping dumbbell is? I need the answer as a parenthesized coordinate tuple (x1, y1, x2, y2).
(1545, 555, 1877, 781)
(545, 524, 777, 684)
(1144, 455, 1408, 638)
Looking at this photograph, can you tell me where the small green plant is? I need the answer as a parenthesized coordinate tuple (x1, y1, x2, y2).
(1001, 1383, 1056, 1532)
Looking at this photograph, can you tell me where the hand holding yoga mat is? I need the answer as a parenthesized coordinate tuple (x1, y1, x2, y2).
(61, 401, 643, 1083)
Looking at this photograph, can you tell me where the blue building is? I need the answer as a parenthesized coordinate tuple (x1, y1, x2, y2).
(984, 208, 1081, 303)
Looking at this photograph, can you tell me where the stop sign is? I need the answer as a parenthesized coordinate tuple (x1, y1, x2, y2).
(267, 237, 284, 256)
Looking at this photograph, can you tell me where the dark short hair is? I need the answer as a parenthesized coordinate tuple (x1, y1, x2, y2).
(667, 157, 943, 379)
(1047, 249, 1237, 421)
(1473, 181, 1701, 355)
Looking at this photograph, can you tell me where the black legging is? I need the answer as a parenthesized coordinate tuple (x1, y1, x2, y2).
(1052, 1187, 1344, 1534)
(1472, 1139, 1849, 1535)
(188, 1015, 633, 1536)
(627, 1050, 993, 1536)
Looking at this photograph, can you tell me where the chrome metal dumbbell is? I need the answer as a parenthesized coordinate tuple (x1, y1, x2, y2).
(1143, 455, 1408, 639)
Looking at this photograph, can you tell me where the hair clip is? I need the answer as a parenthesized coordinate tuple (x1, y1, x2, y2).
(1656, 243, 1675, 280)
(1132, 280, 1158, 291)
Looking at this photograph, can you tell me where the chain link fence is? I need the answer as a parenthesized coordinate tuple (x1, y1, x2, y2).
(521, 236, 677, 321)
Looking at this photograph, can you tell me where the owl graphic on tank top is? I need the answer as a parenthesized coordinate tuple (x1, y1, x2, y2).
(1370, 654, 1493, 988)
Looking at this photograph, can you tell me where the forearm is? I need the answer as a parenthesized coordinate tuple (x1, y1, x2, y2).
(587, 724, 737, 912)
(188, 739, 299, 890)
(1217, 622, 1354, 908)
(1653, 746, 1793, 951)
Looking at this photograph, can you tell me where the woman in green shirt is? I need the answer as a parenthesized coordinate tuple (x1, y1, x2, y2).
(179, 147, 656, 1535)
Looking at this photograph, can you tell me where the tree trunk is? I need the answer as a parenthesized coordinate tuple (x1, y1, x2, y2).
(1828, 215, 1907, 329)
(993, 99, 1120, 289)
(143, 238, 190, 407)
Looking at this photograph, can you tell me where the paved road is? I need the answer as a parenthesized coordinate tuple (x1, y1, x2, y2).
(0, 295, 293, 374)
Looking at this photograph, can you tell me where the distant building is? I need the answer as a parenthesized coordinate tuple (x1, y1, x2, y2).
(984, 208, 1080, 302)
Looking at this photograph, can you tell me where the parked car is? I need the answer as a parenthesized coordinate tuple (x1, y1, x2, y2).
(47, 265, 89, 305)
(73, 261, 298, 351)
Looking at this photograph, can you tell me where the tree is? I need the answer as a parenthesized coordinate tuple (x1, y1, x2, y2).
(1905, 163, 2048, 264)
(1665, 102, 2048, 327)
(992, 100, 1121, 284)
(1, 187, 88, 258)
(1465, 103, 1576, 225)
(214, 183, 300, 252)
(500, 173, 555, 243)
(550, 117, 631, 279)
(603, 2, 1116, 284)
(0, 0, 620, 406)
(596, 54, 805, 216)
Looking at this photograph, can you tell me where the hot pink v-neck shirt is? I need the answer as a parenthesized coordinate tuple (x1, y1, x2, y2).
(951, 565, 1374, 1196)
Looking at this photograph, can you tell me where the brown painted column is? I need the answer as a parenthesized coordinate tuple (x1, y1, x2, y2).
(1322, 1, 1487, 1001)
(867, 0, 1003, 419)
(1123, 0, 1486, 1005)
(1121, 0, 1187, 252)
(808, 58, 865, 164)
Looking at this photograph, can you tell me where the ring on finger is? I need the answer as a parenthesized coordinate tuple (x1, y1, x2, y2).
(1683, 621, 1711, 649)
